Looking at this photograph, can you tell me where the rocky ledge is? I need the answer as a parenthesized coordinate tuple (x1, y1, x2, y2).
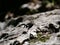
(0, 9, 60, 45)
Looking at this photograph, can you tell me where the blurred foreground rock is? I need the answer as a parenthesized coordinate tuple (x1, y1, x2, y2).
(0, 9, 60, 45)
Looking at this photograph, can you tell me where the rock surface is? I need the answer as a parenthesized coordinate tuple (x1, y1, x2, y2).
(0, 9, 60, 45)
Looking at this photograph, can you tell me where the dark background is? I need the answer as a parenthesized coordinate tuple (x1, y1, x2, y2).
(0, 0, 60, 22)
(0, 0, 30, 22)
